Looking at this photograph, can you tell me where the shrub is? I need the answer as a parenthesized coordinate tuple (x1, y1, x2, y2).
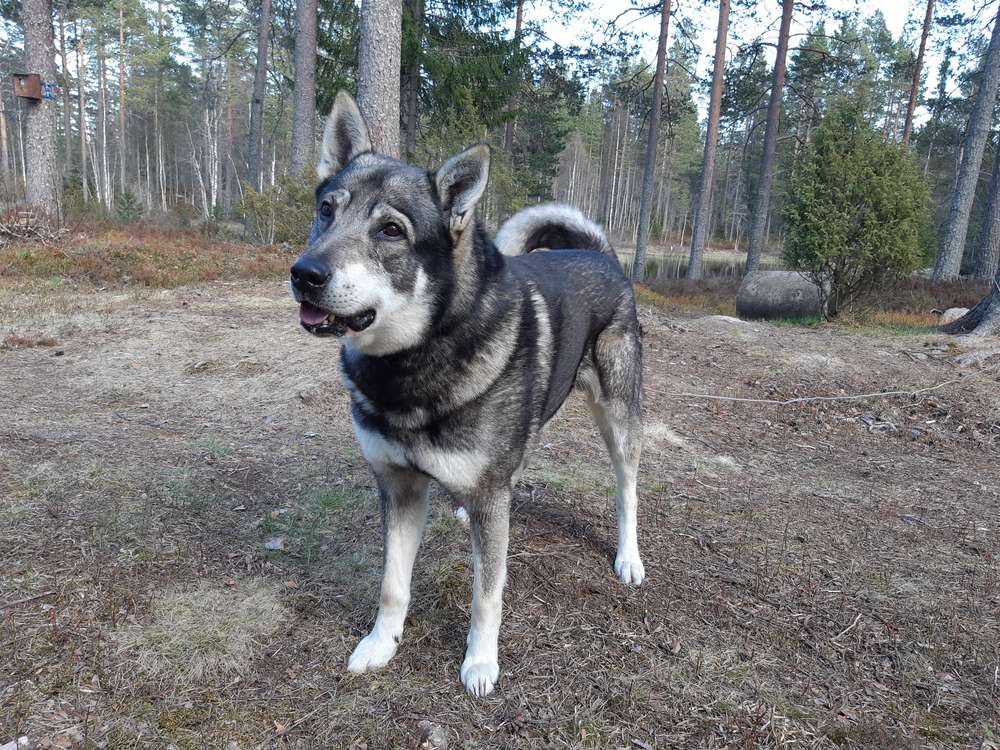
(63, 182, 109, 221)
(782, 100, 931, 317)
(115, 189, 144, 223)
(241, 174, 314, 245)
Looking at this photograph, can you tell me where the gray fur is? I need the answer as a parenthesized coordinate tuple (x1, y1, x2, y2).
(290, 92, 646, 697)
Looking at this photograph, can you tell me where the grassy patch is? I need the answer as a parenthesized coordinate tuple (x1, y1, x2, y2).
(768, 314, 823, 328)
(196, 436, 232, 458)
(1, 333, 60, 350)
(0, 222, 293, 289)
(639, 278, 739, 316)
(114, 580, 286, 686)
(261, 485, 373, 571)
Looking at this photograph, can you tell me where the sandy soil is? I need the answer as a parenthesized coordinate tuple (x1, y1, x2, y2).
(1, 280, 998, 748)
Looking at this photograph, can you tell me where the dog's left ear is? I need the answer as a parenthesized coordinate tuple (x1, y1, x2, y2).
(316, 91, 372, 182)
(435, 144, 490, 238)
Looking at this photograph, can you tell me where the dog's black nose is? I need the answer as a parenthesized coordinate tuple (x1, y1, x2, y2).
(290, 257, 331, 288)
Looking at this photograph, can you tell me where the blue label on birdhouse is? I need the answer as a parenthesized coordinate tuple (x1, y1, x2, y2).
(42, 81, 58, 101)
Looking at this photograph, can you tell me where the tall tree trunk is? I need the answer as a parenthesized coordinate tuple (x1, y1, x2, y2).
(402, 0, 424, 158)
(597, 102, 617, 225)
(973, 146, 1000, 280)
(289, 0, 318, 176)
(357, 0, 402, 157)
(75, 18, 89, 202)
(248, 0, 272, 191)
(22, 0, 62, 218)
(502, 0, 524, 158)
(902, 0, 933, 147)
(97, 23, 111, 208)
(223, 57, 235, 215)
(118, 1, 127, 195)
(57, 3, 72, 176)
(941, 265, 1000, 335)
(687, 0, 730, 279)
(0, 98, 10, 196)
(155, 0, 166, 211)
(744, 0, 793, 275)
(933, 19, 1000, 280)
(631, 0, 671, 281)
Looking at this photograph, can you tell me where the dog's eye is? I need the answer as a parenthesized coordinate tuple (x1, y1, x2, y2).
(319, 200, 334, 219)
(380, 222, 404, 239)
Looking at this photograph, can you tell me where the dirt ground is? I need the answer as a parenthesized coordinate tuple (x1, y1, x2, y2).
(2, 278, 999, 749)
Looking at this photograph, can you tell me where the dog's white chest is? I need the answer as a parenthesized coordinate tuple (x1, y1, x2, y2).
(352, 418, 488, 493)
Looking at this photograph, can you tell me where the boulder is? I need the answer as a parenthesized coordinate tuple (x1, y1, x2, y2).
(940, 307, 969, 325)
(736, 271, 824, 320)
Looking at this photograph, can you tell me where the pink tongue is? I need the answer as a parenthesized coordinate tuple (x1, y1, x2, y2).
(299, 302, 330, 325)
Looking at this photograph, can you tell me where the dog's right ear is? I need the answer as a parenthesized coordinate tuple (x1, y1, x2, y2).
(316, 91, 372, 182)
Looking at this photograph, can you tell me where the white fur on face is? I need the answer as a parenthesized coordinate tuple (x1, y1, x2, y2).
(316, 262, 433, 357)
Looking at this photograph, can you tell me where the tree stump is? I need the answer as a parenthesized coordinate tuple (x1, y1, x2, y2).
(736, 271, 824, 320)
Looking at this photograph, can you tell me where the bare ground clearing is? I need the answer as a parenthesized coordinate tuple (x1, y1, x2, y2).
(1, 280, 999, 749)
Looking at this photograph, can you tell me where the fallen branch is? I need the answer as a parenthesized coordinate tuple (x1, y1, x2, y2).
(667, 361, 1000, 407)
(0, 590, 56, 610)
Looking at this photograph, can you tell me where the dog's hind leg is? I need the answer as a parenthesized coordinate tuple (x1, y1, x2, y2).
(585, 319, 645, 586)
(461, 491, 511, 696)
(348, 465, 430, 672)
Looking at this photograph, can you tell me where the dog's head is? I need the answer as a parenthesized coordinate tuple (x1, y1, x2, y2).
(290, 91, 490, 356)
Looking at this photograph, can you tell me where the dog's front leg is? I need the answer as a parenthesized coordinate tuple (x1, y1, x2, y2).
(461, 492, 510, 696)
(348, 465, 430, 673)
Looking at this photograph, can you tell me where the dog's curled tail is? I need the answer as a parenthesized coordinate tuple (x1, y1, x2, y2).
(495, 203, 616, 260)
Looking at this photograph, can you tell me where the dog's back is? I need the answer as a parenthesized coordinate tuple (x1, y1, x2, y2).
(497, 204, 637, 424)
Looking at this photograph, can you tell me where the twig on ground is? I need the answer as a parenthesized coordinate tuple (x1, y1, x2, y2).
(664, 361, 1000, 407)
(0, 591, 56, 610)
(251, 690, 336, 750)
(832, 613, 863, 641)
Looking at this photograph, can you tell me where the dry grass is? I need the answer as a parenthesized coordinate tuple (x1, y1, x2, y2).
(1, 333, 59, 349)
(114, 580, 286, 687)
(638, 279, 740, 316)
(0, 222, 294, 289)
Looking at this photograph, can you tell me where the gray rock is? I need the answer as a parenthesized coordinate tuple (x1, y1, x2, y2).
(940, 307, 969, 325)
(736, 271, 824, 320)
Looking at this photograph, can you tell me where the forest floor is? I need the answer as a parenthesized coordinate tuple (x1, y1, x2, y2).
(2, 232, 999, 748)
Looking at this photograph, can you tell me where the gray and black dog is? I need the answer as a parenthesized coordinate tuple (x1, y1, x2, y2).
(289, 91, 644, 696)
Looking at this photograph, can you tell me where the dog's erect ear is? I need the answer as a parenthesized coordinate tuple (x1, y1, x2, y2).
(316, 91, 372, 182)
(435, 144, 490, 238)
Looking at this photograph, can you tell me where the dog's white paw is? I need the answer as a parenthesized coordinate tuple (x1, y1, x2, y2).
(347, 632, 398, 672)
(460, 658, 499, 697)
(614, 553, 645, 586)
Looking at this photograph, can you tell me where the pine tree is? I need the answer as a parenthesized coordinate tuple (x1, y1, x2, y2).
(22, 0, 62, 218)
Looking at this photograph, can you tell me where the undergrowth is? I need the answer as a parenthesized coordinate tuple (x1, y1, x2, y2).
(0, 222, 294, 288)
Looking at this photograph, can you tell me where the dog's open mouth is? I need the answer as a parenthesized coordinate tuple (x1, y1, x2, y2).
(299, 301, 376, 336)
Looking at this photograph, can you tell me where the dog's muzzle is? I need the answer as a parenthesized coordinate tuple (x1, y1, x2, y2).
(290, 257, 376, 337)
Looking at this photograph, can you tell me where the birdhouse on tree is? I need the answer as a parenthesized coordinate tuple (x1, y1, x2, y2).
(12, 73, 42, 100)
